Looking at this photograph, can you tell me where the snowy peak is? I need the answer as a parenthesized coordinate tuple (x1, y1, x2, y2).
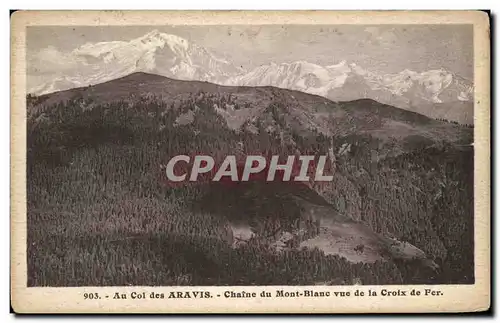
(31, 30, 242, 95)
(73, 29, 191, 63)
(364, 68, 455, 102)
(226, 60, 351, 97)
(139, 29, 189, 49)
(226, 60, 472, 106)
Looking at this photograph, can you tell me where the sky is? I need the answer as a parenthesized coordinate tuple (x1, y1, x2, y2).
(26, 24, 474, 86)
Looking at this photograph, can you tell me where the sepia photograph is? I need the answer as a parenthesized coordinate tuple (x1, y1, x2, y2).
(10, 10, 490, 313)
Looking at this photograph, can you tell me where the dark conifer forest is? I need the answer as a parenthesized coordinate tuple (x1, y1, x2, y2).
(26, 73, 474, 286)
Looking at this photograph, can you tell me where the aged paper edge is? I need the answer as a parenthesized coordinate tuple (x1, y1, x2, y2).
(10, 10, 491, 314)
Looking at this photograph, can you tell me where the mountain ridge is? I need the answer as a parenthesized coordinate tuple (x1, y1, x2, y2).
(29, 30, 473, 123)
(29, 71, 472, 153)
(31, 71, 459, 118)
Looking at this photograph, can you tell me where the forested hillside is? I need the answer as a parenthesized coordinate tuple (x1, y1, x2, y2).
(27, 73, 474, 286)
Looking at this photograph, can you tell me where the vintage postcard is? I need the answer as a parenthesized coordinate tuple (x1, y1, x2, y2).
(11, 10, 490, 313)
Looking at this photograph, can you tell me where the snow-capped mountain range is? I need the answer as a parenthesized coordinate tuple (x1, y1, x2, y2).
(29, 30, 474, 123)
